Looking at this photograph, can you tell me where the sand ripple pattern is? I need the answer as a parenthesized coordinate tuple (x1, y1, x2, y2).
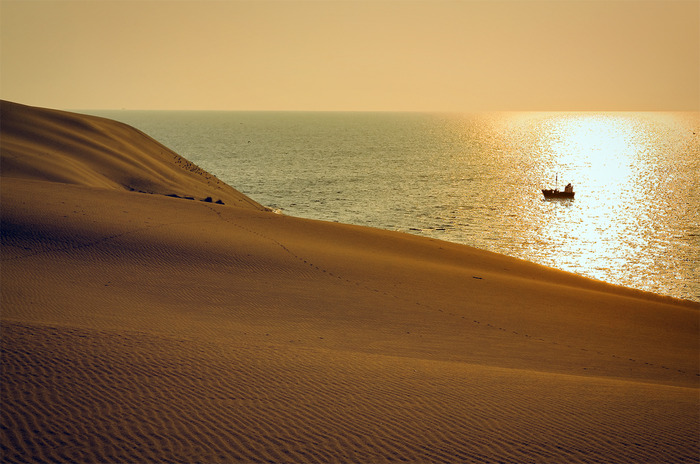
(2, 322, 698, 464)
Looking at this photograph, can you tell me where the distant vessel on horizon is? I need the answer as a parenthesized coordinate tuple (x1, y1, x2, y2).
(542, 174, 575, 200)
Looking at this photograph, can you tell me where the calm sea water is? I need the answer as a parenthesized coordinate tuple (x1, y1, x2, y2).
(89, 110, 700, 302)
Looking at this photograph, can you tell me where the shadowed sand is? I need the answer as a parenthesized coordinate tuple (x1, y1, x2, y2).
(1, 101, 698, 463)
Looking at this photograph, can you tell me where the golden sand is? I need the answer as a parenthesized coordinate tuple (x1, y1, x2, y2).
(1, 100, 698, 463)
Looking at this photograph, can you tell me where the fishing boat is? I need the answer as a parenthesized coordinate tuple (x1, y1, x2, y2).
(542, 174, 575, 200)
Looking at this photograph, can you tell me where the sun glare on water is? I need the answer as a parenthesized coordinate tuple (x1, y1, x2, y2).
(506, 112, 698, 299)
(547, 115, 640, 185)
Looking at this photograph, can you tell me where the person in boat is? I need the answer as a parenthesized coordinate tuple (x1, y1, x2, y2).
(564, 183, 573, 193)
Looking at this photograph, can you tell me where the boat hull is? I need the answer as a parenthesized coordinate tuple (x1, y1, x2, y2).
(542, 189, 574, 200)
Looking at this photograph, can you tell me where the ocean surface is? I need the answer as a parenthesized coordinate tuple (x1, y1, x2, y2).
(88, 110, 700, 302)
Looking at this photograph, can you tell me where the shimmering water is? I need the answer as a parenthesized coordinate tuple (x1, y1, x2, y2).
(89, 110, 700, 302)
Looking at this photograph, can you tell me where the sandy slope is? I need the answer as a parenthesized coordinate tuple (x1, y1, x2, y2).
(0, 101, 266, 210)
(1, 101, 698, 463)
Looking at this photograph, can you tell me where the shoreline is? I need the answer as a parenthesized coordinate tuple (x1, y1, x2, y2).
(84, 108, 700, 304)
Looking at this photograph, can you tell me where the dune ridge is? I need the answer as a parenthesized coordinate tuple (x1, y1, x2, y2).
(1, 101, 698, 463)
(0, 100, 266, 209)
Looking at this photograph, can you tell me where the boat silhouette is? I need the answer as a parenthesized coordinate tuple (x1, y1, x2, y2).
(542, 174, 574, 199)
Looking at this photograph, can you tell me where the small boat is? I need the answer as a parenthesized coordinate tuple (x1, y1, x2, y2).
(542, 187, 575, 199)
(542, 174, 575, 199)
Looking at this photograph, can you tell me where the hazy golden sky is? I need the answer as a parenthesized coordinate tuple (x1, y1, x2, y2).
(1, 0, 698, 111)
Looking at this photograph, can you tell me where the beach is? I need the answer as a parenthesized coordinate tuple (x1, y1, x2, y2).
(1, 100, 698, 463)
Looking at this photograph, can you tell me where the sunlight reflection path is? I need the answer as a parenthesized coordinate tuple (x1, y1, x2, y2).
(503, 113, 698, 299)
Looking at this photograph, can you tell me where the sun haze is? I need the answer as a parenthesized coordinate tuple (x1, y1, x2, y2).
(1, 0, 698, 111)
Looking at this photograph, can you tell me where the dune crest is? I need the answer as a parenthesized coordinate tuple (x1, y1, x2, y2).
(0, 100, 266, 210)
(1, 102, 698, 463)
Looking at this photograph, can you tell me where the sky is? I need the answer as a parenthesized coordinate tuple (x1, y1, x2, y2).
(1, 0, 698, 112)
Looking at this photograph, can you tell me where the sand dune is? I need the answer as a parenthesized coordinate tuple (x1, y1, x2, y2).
(0, 100, 266, 209)
(1, 101, 698, 463)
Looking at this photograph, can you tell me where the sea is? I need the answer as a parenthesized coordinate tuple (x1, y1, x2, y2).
(87, 110, 700, 303)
